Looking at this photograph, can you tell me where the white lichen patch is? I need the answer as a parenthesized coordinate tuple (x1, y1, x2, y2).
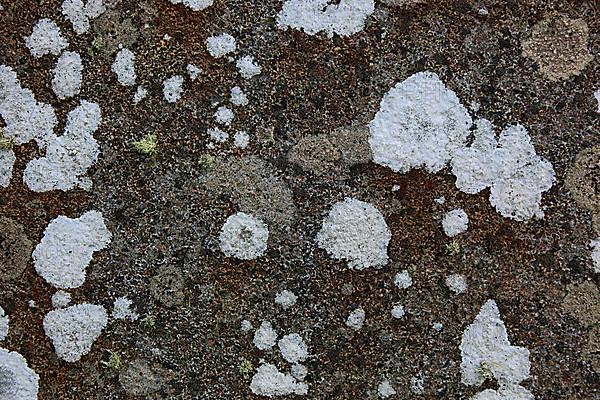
(112, 297, 139, 321)
(62, 0, 106, 35)
(277, 0, 375, 37)
(452, 122, 555, 221)
(241, 319, 253, 332)
(51, 290, 72, 309)
(378, 379, 396, 398)
(394, 270, 412, 289)
(0, 348, 39, 399)
(275, 290, 297, 309)
(250, 363, 308, 397)
(391, 303, 405, 319)
(442, 208, 469, 237)
(471, 384, 534, 400)
(169, 0, 213, 11)
(43, 303, 108, 362)
(253, 321, 277, 350)
(0, 306, 8, 340)
(410, 374, 425, 395)
(24, 100, 102, 192)
(26, 19, 68, 58)
(133, 86, 147, 104)
(346, 307, 365, 331)
(32, 210, 111, 289)
(369, 71, 472, 174)
(236, 55, 261, 80)
(591, 239, 600, 273)
(278, 333, 308, 364)
(214, 106, 234, 126)
(595, 89, 600, 113)
(230, 86, 248, 106)
(0, 65, 57, 146)
(52, 51, 82, 99)
(234, 131, 249, 149)
(291, 363, 307, 381)
(112, 48, 136, 86)
(0, 149, 15, 188)
(206, 33, 236, 58)
(208, 127, 228, 144)
(316, 198, 391, 269)
(219, 212, 268, 260)
(186, 64, 201, 81)
(460, 300, 531, 387)
(446, 274, 468, 294)
(163, 75, 184, 103)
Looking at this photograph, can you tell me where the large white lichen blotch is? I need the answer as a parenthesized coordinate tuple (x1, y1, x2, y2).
(62, 0, 106, 35)
(112, 48, 136, 86)
(206, 33, 236, 58)
(0, 306, 8, 340)
(236, 55, 262, 80)
(169, 0, 213, 11)
(219, 212, 268, 260)
(278, 333, 308, 364)
(460, 300, 531, 387)
(346, 307, 365, 331)
(26, 19, 68, 58)
(24, 100, 102, 192)
(471, 384, 534, 400)
(369, 71, 472, 174)
(52, 51, 83, 99)
(0, 348, 39, 400)
(32, 210, 111, 289)
(250, 363, 308, 397)
(253, 321, 278, 351)
(316, 198, 391, 269)
(0, 149, 15, 188)
(163, 75, 184, 103)
(112, 297, 139, 321)
(43, 303, 108, 362)
(277, 0, 375, 37)
(442, 208, 469, 237)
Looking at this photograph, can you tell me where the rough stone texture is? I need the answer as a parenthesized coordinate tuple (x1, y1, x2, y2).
(119, 359, 175, 396)
(0, 217, 33, 282)
(149, 265, 185, 308)
(566, 145, 600, 234)
(562, 281, 600, 328)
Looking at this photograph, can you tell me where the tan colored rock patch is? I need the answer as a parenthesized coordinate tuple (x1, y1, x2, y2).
(0, 217, 33, 282)
(565, 145, 600, 234)
(562, 281, 600, 328)
(522, 14, 593, 81)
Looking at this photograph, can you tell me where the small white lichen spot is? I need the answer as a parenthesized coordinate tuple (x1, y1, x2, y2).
(0, 149, 15, 188)
(0, 65, 57, 146)
(208, 127, 229, 144)
(446, 274, 468, 294)
(206, 33, 236, 58)
(291, 363, 308, 381)
(52, 51, 82, 99)
(435, 196, 446, 204)
(432, 322, 443, 331)
(394, 270, 412, 289)
(391, 303, 405, 319)
(230, 86, 249, 106)
(316, 198, 391, 269)
(410, 374, 425, 395)
(214, 106, 234, 126)
(62, 0, 106, 35)
(591, 239, 600, 273)
(369, 71, 472, 174)
(442, 208, 469, 237)
(0, 306, 8, 340)
(26, 19, 68, 58)
(112, 48, 136, 86)
(277, 0, 375, 38)
(460, 300, 531, 387)
(169, 0, 213, 11)
(0, 348, 39, 399)
(595, 89, 600, 113)
(378, 379, 396, 398)
(240, 319, 253, 332)
(278, 333, 309, 364)
(275, 290, 297, 309)
(471, 384, 534, 400)
(234, 131, 250, 149)
(133, 86, 148, 104)
(27, 300, 36, 309)
(253, 321, 278, 350)
(51, 290, 72, 309)
(250, 363, 308, 397)
(186, 63, 201, 81)
(219, 212, 269, 260)
(163, 75, 184, 103)
(236, 55, 262, 80)
(346, 307, 365, 331)
(112, 297, 139, 321)
(43, 303, 108, 362)
(24, 100, 102, 192)
(32, 210, 111, 289)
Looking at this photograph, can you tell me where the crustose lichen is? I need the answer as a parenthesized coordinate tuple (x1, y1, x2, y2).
(133, 134, 158, 157)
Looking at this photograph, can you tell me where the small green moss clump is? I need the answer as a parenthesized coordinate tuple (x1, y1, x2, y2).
(100, 350, 122, 371)
(198, 154, 215, 171)
(239, 359, 254, 379)
(140, 314, 156, 330)
(0, 128, 13, 151)
(445, 240, 461, 256)
(133, 134, 158, 157)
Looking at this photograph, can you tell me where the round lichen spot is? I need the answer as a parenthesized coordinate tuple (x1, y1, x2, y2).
(219, 212, 269, 260)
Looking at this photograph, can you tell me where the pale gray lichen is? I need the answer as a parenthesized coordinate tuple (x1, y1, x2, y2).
(26, 19, 68, 57)
(62, 0, 106, 35)
(206, 33, 236, 58)
(219, 212, 269, 260)
(52, 51, 83, 100)
(250, 363, 308, 397)
(0, 348, 39, 400)
(0, 306, 7, 341)
(442, 208, 469, 237)
(112, 48, 136, 86)
(346, 307, 365, 331)
(278, 333, 308, 364)
(253, 321, 277, 351)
